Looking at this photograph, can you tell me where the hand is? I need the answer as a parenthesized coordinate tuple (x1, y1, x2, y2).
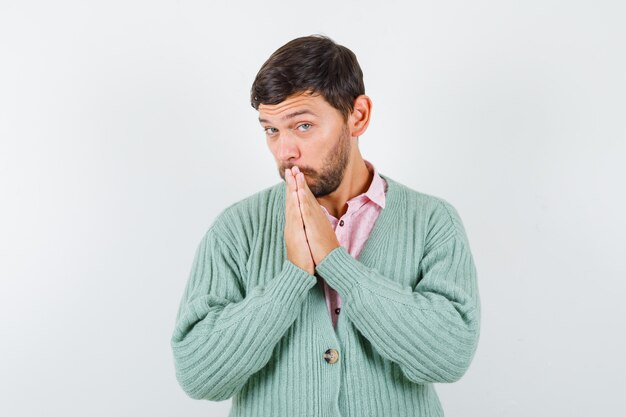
(292, 166, 340, 266)
(284, 168, 315, 275)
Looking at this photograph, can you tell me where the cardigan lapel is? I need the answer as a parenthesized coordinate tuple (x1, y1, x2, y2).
(354, 173, 401, 267)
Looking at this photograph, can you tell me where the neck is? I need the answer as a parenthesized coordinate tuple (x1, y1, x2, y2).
(317, 153, 372, 219)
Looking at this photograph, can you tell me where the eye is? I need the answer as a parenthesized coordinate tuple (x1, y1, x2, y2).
(297, 123, 312, 132)
(264, 127, 278, 136)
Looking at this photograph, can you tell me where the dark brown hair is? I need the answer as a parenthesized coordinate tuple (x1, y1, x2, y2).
(250, 35, 365, 121)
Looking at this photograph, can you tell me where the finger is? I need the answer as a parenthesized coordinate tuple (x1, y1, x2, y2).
(296, 172, 315, 203)
(285, 182, 293, 211)
(294, 173, 308, 206)
(299, 188, 319, 228)
(290, 167, 301, 192)
(285, 168, 297, 192)
(289, 190, 298, 213)
(285, 172, 304, 216)
(286, 190, 301, 224)
(296, 171, 306, 190)
(297, 188, 309, 214)
(291, 190, 307, 230)
(285, 171, 297, 209)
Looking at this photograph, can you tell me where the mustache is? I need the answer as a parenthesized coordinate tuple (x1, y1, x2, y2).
(281, 165, 316, 176)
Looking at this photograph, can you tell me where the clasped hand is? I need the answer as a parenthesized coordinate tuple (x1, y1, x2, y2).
(284, 166, 340, 275)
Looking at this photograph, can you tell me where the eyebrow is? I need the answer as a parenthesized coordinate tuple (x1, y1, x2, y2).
(258, 110, 318, 124)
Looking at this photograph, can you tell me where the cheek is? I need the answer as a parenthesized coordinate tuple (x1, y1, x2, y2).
(309, 133, 334, 156)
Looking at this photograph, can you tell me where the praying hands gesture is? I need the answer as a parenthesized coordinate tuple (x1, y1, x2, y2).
(284, 166, 340, 275)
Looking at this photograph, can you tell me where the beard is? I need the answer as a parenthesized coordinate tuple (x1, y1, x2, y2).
(278, 125, 352, 198)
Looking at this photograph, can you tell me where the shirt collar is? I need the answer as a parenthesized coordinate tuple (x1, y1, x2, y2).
(319, 159, 387, 218)
(363, 159, 387, 209)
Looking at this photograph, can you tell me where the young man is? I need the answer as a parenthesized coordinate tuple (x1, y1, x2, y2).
(171, 35, 481, 416)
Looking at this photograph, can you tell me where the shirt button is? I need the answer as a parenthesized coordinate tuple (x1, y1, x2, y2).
(339, 220, 345, 227)
(335, 308, 341, 315)
(324, 348, 339, 364)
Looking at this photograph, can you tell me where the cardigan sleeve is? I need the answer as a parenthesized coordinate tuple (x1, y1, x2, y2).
(315, 199, 480, 384)
(171, 226, 317, 401)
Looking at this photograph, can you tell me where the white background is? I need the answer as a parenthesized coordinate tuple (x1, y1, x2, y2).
(1, 1, 625, 416)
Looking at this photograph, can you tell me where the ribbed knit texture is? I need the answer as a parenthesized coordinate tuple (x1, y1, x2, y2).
(171, 174, 481, 417)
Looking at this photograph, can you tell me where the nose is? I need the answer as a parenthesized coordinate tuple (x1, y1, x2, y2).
(276, 132, 300, 164)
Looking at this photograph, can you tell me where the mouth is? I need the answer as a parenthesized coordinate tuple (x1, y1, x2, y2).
(281, 165, 315, 176)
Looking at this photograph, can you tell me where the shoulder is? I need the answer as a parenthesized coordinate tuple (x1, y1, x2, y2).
(381, 173, 458, 215)
(380, 174, 470, 249)
(205, 181, 285, 246)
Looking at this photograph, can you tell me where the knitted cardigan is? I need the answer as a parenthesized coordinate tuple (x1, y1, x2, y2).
(171, 173, 481, 417)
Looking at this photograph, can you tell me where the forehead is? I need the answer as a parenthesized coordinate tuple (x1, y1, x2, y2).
(258, 91, 332, 122)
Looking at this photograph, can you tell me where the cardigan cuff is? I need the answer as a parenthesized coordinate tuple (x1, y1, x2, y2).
(314, 246, 370, 301)
(316, 246, 418, 307)
(266, 259, 318, 305)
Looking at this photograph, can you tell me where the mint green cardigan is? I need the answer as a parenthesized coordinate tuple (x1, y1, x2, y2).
(171, 174, 480, 416)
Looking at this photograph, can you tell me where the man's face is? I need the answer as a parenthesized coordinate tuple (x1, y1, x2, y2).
(258, 91, 352, 198)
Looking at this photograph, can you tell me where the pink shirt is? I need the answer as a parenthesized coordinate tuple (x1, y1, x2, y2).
(318, 160, 387, 328)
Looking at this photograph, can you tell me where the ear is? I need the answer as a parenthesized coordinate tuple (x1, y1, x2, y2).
(348, 95, 372, 138)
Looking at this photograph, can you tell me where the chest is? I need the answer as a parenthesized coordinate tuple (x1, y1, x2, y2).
(243, 215, 425, 295)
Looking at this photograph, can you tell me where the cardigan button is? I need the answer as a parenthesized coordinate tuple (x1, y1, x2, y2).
(324, 348, 339, 364)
